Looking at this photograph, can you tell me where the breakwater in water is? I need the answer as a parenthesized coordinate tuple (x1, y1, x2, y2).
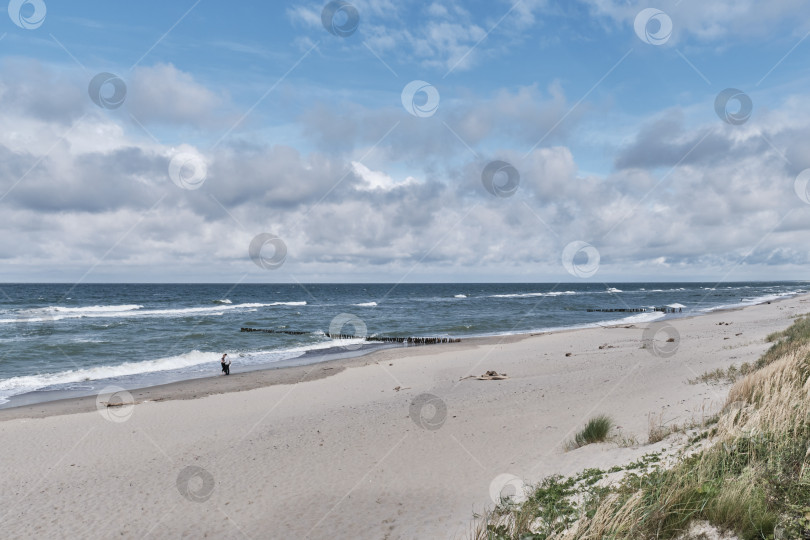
(240, 327, 461, 345)
(586, 306, 684, 313)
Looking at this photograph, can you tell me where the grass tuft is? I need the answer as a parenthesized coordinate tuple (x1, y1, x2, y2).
(568, 415, 613, 449)
(689, 362, 753, 385)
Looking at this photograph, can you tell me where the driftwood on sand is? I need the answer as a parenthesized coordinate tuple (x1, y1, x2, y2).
(459, 370, 509, 381)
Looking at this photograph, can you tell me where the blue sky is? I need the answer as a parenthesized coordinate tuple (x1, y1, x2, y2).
(1, 1, 810, 282)
(13, 0, 807, 165)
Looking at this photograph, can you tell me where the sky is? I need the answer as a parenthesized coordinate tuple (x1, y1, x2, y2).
(1, 0, 810, 283)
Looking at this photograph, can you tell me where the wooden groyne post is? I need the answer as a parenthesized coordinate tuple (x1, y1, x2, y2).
(585, 306, 683, 314)
(240, 327, 460, 345)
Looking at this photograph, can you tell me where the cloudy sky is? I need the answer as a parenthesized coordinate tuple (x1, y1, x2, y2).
(1, 0, 810, 283)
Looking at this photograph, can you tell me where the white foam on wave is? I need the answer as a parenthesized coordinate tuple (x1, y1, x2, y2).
(0, 350, 221, 404)
(0, 301, 307, 324)
(50, 304, 144, 314)
(0, 332, 365, 404)
(490, 291, 577, 299)
(700, 292, 799, 313)
(354, 302, 378, 307)
(611, 311, 666, 324)
(454, 294, 467, 298)
(290, 337, 366, 352)
(477, 310, 667, 339)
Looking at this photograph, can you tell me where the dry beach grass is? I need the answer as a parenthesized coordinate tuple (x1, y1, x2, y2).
(471, 316, 810, 540)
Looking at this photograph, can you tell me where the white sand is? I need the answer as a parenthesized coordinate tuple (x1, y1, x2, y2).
(1, 295, 807, 539)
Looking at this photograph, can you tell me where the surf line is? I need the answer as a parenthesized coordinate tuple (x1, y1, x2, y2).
(239, 327, 461, 345)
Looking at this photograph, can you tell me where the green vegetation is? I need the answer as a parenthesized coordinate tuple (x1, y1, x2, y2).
(475, 457, 661, 540)
(760, 314, 810, 368)
(647, 410, 718, 445)
(471, 315, 810, 539)
(689, 362, 753, 385)
(568, 415, 613, 450)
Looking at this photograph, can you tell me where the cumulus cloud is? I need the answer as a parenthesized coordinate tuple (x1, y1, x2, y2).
(2, 57, 810, 282)
(351, 162, 419, 191)
(298, 81, 577, 160)
(127, 63, 231, 128)
(0, 59, 234, 133)
(0, 59, 87, 125)
(614, 112, 738, 170)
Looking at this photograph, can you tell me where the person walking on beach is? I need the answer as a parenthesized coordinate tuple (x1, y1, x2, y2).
(221, 354, 231, 376)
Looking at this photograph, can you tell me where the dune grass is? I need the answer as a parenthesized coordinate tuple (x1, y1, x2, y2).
(568, 415, 614, 449)
(759, 314, 810, 368)
(470, 315, 810, 540)
(689, 362, 753, 385)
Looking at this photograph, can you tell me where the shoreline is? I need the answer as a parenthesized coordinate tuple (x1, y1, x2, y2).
(2, 294, 807, 538)
(0, 294, 793, 422)
(0, 335, 515, 421)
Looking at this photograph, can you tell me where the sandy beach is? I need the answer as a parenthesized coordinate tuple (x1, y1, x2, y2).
(1, 295, 807, 539)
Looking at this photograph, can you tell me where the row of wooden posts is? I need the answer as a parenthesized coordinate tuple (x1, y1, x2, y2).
(586, 308, 648, 312)
(240, 327, 461, 345)
(586, 307, 683, 313)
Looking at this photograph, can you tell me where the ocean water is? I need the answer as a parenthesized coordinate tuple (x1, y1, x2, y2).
(0, 282, 805, 408)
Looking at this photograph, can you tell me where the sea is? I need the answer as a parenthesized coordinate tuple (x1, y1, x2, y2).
(0, 282, 806, 409)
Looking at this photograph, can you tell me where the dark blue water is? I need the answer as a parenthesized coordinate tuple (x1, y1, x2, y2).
(0, 282, 805, 407)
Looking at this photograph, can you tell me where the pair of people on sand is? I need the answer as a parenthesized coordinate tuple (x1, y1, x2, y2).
(220, 354, 231, 375)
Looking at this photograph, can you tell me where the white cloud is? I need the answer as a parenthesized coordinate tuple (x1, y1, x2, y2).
(287, 4, 322, 28)
(127, 63, 229, 128)
(290, 0, 552, 72)
(584, 0, 810, 43)
(351, 161, 418, 191)
(2, 59, 810, 281)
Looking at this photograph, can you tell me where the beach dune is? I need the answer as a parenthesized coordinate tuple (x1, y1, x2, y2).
(1, 295, 806, 539)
